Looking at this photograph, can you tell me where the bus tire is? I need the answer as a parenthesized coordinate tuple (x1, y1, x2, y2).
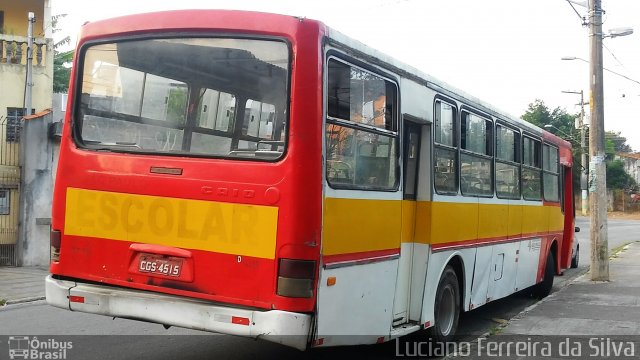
(571, 245, 579, 268)
(428, 265, 460, 343)
(532, 252, 555, 299)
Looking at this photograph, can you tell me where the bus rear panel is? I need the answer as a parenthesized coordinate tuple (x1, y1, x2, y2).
(47, 10, 324, 350)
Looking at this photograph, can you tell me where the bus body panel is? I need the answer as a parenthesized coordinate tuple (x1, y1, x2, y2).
(46, 9, 577, 350)
(50, 10, 326, 314)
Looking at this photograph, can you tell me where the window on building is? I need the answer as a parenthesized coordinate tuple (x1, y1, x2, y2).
(0, 190, 9, 215)
(434, 100, 458, 194)
(6, 108, 26, 142)
(522, 136, 542, 200)
(460, 111, 493, 197)
(326, 58, 398, 190)
(496, 125, 521, 199)
(0, 11, 4, 33)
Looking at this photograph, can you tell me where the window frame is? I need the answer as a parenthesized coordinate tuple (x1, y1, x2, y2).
(521, 133, 543, 201)
(495, 122, 521, 200)
(6, 107, 27, 142)
(459, 107, 494, 198)
(71, 34, 292, 162)
(324, 55, 400, 192)
(433, 97, 459, 195)
(542, 143, 561, 203)
(0, 189, 9, 215)
(402, 118, 422, 200)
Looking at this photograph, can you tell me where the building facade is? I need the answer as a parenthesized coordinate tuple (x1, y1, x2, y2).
(616, 152, 640, 186)
(0, 0, 53, 265)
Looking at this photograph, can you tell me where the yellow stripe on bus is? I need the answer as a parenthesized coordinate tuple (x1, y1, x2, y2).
(322, 197, 402, 256)
(419, 201, 564, 245)
(324, 197, 565, 253)
(64, 187, 279, 259)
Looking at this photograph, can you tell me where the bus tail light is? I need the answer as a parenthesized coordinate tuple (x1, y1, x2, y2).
(277, 259, 315, 298)
(50, 229, 61, 262)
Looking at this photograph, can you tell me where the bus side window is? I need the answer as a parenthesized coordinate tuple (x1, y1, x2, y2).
(433, 100, 458, 194)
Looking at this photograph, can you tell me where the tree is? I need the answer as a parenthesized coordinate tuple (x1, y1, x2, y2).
(521, 99, 579, 143)
(521, 99, 581, 192)
(522, 99, 637, 192)
(604, 130, 632, 160)
(53, 50, 73, 93)
(51, 14, 73, 93)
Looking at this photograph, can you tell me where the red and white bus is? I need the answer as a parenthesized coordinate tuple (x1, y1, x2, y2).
(46, 10, 576, 350)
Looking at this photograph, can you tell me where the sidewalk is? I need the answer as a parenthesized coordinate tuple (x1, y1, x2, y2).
(500, 241, 640, 336)
(440, 242, 640, 359)
(0, 266, 48, 305)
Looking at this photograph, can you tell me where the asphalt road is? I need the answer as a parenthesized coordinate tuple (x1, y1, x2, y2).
(1, 217, 638, 360)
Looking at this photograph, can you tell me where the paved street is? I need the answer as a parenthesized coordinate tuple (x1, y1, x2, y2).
(0, 217, 638, 359)
(575, 216, 640, 265)
(0, 266, 46, 304)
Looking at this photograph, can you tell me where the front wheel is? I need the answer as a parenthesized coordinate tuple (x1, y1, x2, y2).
(571, 245, 579, 268)
(428, 266, 460, 343)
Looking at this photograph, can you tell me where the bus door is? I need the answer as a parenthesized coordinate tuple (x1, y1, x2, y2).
(392, 119, 423, 325)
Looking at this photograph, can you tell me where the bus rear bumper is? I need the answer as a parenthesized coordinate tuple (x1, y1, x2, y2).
(45, 275, 311, 350)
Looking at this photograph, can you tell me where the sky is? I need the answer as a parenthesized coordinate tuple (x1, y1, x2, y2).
(51, 0, 640, 151)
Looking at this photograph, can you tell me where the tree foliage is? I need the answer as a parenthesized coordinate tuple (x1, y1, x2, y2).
(51, 13, 73, 93)
(521, 99, 581, 192)
(606, 159, 637, 190)
(605, 130, 632, 160)
(522, 99, 636, 191)
(53, 50, 73, 93)
(521, 99, 579, 145)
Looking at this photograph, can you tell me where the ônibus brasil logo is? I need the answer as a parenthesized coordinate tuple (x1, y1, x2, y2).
(7, 336, 72, 359)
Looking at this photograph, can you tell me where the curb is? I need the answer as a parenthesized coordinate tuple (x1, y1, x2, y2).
(4, 296, 46, 306)
(445, 242, 638, 358)
(443, 269, 587, 359)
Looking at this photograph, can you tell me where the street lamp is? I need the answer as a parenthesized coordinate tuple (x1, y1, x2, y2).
(605, 27, 634, 39)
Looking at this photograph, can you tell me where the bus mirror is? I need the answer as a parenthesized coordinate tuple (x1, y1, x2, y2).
(575, 226, 580, 233)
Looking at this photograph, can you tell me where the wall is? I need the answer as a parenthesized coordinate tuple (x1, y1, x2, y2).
(620, 157, 640, 185)
(1, 0, 46, 36)
(0, 58, 53, 113)
(18, 111, 56, 266)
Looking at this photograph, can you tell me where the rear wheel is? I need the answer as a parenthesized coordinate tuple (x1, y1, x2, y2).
(428, 266, 460, 343)
(571, 245, 579, 268)
(532, 251, 555, 298)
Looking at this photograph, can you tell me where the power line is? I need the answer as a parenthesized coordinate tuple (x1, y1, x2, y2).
(564, 0, 587, 25)
(602, 43, 633, 78)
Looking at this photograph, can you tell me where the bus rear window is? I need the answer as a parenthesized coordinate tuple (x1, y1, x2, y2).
(76, 38, 289, 160)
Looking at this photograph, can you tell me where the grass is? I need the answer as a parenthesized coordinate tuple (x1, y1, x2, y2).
(609, 241, 636, 259)
(488, 325, 504, 336)
(0, 299, 5, 306)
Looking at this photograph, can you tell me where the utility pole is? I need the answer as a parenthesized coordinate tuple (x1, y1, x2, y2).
(588, 0, 609, 281)
(24, 12, 35, 115)
(578, 91, 588, 217)
(561, 90, 588, 216)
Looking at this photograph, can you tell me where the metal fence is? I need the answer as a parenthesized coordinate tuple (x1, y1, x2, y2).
(0, 116, 21, 266)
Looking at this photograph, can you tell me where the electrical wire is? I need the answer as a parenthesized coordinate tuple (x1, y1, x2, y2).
(564, 0, 586, 25)
(603, 43, 632, 76)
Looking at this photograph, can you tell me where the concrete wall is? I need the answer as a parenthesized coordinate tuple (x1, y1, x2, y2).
(1, 0, 46, 36)
(18, 111, 56, 266)
(620, 157, 640, 185)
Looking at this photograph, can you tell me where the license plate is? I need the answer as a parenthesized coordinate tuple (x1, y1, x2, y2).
(138, 255, 183, 277)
